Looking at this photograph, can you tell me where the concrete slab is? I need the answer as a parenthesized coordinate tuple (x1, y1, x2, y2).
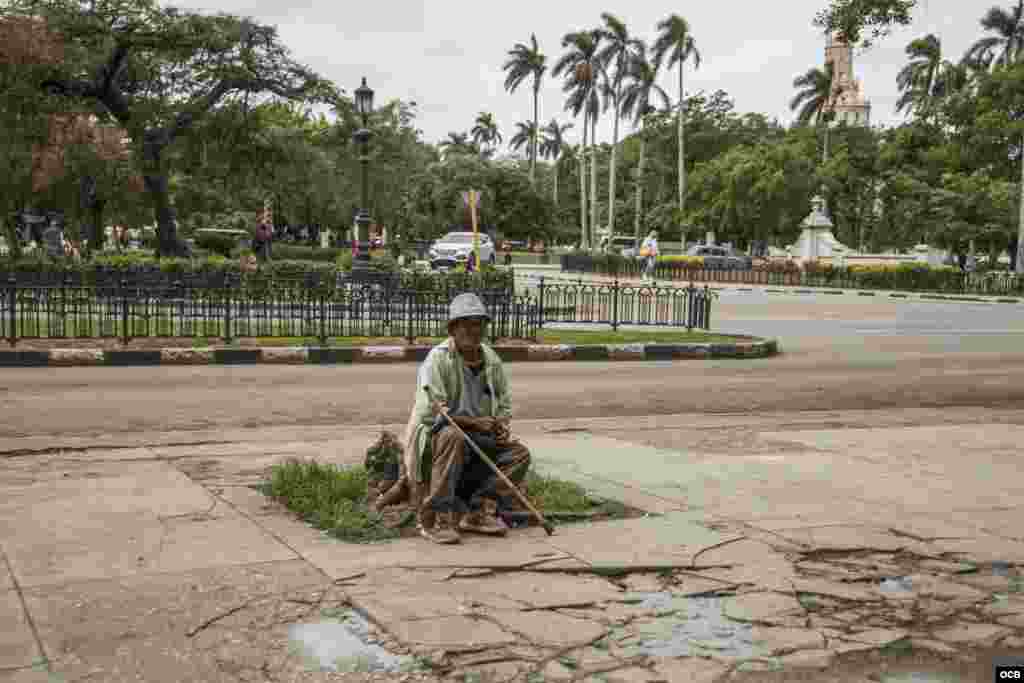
(723, 591, 805, 624)
(0, 590, 41, 670)
(464, 571, 623, 609)
(650, 657, 727, 683)
(932, 622, 1012, 645)
(387, 615, 515, 651)
(749, 625, 826, 654)
(21, 560, 328, 682)
(489, 610, 607, 647)
(544, 514, 729, 569)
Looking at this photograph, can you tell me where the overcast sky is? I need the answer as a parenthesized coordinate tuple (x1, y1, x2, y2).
(174, 0, 992, 150)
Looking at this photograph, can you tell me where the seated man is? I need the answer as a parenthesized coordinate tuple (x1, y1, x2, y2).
(400, 292, 532, 545)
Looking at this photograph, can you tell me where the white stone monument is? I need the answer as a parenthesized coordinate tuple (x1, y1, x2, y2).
(796, 195, 850, 264)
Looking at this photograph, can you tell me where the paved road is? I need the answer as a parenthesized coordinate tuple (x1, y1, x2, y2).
(2, 293, 1023, 439)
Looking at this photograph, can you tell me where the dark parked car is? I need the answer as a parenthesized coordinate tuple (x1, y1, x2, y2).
(686, 245, 753, 270)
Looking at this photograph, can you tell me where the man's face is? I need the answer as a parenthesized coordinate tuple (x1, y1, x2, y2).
(451, 317, 486, 349)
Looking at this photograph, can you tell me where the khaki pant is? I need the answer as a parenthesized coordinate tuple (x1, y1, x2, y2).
(421, 426, 531, 514)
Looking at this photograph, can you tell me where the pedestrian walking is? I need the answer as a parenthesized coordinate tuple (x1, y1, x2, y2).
(253, 220, 272, 262)
(640, 230, 659, 281)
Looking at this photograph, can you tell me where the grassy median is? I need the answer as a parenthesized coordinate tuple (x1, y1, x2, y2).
(256, 458, 634, 543)
(233, 328, 738, 348)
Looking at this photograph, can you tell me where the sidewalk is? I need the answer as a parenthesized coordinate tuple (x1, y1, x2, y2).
(2, 408, 1023, 682)
(514, 268, 1024, 305)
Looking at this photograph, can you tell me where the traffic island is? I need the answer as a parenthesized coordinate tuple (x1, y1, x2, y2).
(0, 331, 779, 366)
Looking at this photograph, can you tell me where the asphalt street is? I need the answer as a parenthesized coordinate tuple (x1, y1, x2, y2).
(2, 292, 1023, 439)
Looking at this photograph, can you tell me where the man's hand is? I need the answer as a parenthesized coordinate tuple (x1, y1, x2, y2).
(467, 416, 498, 433)
(430, 399, 448, 418)
(495, 419, 511, 445)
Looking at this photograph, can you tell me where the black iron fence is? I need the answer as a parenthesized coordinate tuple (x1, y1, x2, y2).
(1, 273, 714, 347)
(1, 276, 539, 346)
(533, 276, 713, 331)
(561, 253, 1024, 296)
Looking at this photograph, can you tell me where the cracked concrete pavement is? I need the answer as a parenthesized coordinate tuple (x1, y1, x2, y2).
(1, 410, 1023, 682)
(2, 293, 1024, 682)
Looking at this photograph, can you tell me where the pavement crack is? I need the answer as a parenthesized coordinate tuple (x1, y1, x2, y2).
(0, 440, 236, 459)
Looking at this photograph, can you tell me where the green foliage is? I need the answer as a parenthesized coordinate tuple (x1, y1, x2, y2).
(812, 0, 917, 48)
(193, 232, 240, 257)
(261, 459, 398, 543)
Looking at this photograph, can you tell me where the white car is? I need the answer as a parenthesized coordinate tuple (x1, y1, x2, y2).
(429, 232, 495, 268)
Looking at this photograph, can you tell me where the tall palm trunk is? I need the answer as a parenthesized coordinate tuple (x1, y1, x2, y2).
(607, 83, 622, 235)
(634, 127, 646, 241)
(531, 86, 540, 184)
(1018, 132, 1024, 275)
(590, 112, 598, 248)
(580, 118, 589, 248)
(677, 61, 686, 223)
(553, 157, 559, 206)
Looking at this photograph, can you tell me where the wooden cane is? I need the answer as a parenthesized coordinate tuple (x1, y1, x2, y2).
(424, 387, 555, 535)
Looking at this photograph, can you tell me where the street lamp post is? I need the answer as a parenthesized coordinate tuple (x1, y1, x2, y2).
(351, 77, 374, 276)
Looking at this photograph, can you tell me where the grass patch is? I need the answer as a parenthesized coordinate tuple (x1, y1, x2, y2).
(256, 459, 399, 543)
(257, 458, 637, 543)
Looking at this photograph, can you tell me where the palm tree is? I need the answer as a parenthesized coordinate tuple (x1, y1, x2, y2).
(502, 34, 547, 183)
(965, 1, 1024, 274)
(471, 112, 502, 156)
(965, 0, 1024, 67)
(439, 132, 477, 160)
(790, 63, 836, 160)
(540, 118, 573, 206)
(596, 13, 641, 237)
(895, 34, 944, 118)
(653, 14, 701, 233)
(509, 121, 538, 157)
(554, 29, 604, 248)
(620, 42, 670, 241)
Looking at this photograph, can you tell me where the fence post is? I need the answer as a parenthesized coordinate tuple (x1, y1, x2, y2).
(120, 278, 131, 345)
(223, 277, 233, 345)
(6, 276, 16, 347)
(318, 288, 327, 346)
(686, 282, 695, 331)
(612, 278, 620, 332)
(406, 289, 414, 344)
(703, 285, 712, 330)
(537, 276, 546, 329)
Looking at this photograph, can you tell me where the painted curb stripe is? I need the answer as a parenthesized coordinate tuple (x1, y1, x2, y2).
(0, 350, 49, 367)
(572, 345, 610, 361)
(213, 349, 261, 364)
(307, 348, 356, 364)
(105, 350, 161, 366)
(0, 340, 780, 366)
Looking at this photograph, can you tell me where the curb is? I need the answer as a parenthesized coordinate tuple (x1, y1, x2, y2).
(517, 273, 1024, 304)
(0, 337, 779, 368)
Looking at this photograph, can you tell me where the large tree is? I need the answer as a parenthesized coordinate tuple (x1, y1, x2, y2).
(653, 14, 701, 233)
(539, 118, 573, 207)
(813, 0, 917, 48)
(2, 0, 338, 257)
(554, 29, 604, 248)
(596, 13, 639, 238)
(895, 34, 944, 118)
(502, 34, 546, 183)
(790, 63, 837, 160)
(965, 0, 1024, 68)
(471, 111, 502, 157)
(620, 42, 669, 241)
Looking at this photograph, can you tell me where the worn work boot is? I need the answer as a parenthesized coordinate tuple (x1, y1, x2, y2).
(459, 499, 509, 536)
(419, 510, 460, 545)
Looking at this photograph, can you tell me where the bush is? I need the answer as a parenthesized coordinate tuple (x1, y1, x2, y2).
(270, 244, 348, 263)
(194, 231, 241, 257)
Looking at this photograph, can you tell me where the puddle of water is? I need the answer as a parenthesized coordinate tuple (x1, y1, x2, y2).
(880, 576, 914, 595)
(287, 610, 411, 673)
(881, 674, 957, 683)
(616, 592, 766, 659)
